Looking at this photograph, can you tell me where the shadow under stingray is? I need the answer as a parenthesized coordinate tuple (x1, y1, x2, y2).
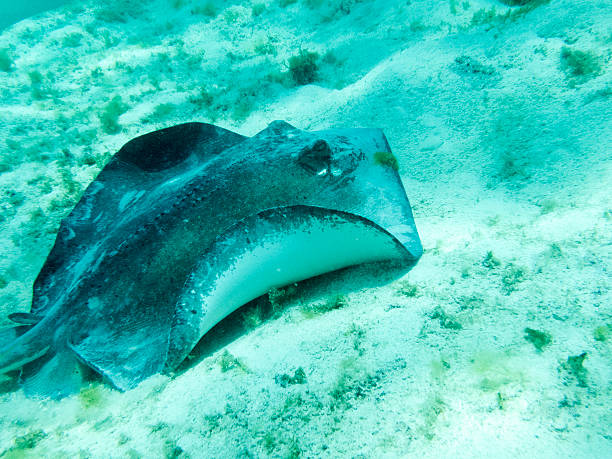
(172, 258, 414, 377)
(0, 259, 415, 396)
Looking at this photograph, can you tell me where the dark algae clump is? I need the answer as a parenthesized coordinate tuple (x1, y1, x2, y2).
(431, 307, 462, 330)
(561, 352, 588, 387)
(524, 327, 552, 352)
(1, 429, 47, 457)
(275, 367, 307, 387)
(373, 151, 399, 171)
(218, 350, 249, 373)
(288, 50, 319, 85)
(560, 47, 601, 85)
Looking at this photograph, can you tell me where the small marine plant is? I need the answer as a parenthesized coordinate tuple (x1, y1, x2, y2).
(594, 324, 610, 342)
(189, 87, 217, 116)
(253, 37, 276, 56)
(560, 352, 588, 387)
(218, 350, 249, 373)
(275, 367, 307, 387)
(470, 7, 497, 26)
(288, 50, 319, 86)
(301, 294, 347, 318)
(79, 384, 105, 409)
(203, 413, 223, 432)
(99, 95, 128, 134)
(3, 429, 47, 457)
(560, 47, 602, 85)
(242, 304, 264, 330)
(501, 263, 526, 294)
(29, 70, 54, 100)
(396, 280, 419, 297)
(524, 327, 552, 352)
(373, 151, 399, 171)
(346, 322, 366, 355)
(163, 440, 184, 459)
(268, 284, 298, 316)
(430, 307, 462, 330)
(329, 357, 377, 410)
(454, 55, 496, 77)
(418, 395, 446, 440)
(482, 251, 501, 269)
(470, 0, 549, 26)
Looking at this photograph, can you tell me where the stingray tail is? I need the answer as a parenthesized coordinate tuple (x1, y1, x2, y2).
(0, 321, 52, 374)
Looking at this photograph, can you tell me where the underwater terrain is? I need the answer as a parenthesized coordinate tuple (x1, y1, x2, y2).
(0, 0, 610, 457)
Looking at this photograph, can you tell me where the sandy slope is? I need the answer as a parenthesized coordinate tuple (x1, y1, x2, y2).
(0, 0, 610, 457)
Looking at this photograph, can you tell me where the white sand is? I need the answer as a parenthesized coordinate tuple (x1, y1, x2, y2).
(0, 0, 610, 457)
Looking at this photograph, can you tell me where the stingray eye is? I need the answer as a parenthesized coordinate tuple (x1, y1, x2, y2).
(297, 139, 332, 176)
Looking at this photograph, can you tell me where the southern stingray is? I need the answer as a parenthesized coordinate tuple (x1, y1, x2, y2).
(0, 121, 422, 397)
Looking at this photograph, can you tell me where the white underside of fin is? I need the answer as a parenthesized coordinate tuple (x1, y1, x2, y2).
(188, 209, 406, 338)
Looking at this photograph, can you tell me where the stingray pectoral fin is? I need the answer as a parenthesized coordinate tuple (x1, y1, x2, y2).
(30, 122, 247, 318)
(165, 205, 415, 370)
(113, 122, 247, 172)
(0, 323, 51, 374)
(69, 317, 171, 391)
(21, 350, 84, 399)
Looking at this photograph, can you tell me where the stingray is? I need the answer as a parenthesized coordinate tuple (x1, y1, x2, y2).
(0, 121, 422, 397)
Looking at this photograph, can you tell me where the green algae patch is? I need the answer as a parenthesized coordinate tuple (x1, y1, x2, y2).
(1, 429, 47, 458)
(560, 47, 602, 85)
(396, 279, 419, 297)
(329, 357, 377, 410)
(268, 284, 298, 313)
(594, 324, 611, 342)
(482, 251, 501, 269)
(373, 151, 399, 171)
(301, 295, 347, 318)
(418, 395, 446, 440)
(218, 350, 249, 373)
(275, 367, 307, 387)
(470, 0, 550, 27)
(99, 95, 128, 134)
(79, 384, 106, 409)
(430, 307, 462, 330)
(501, 263, 526, 294)
(561, 352, 588, 387)
(524, 327, 552, 352)
(288, 50, 319, 86)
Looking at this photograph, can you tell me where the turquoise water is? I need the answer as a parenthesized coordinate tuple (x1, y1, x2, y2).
(0, 0, 610, 457)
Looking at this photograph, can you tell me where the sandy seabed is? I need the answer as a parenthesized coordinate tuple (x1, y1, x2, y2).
(0, 0, 610, 457)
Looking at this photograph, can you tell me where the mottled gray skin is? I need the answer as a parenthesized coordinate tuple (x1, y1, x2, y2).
(0, 121, 421, 395)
